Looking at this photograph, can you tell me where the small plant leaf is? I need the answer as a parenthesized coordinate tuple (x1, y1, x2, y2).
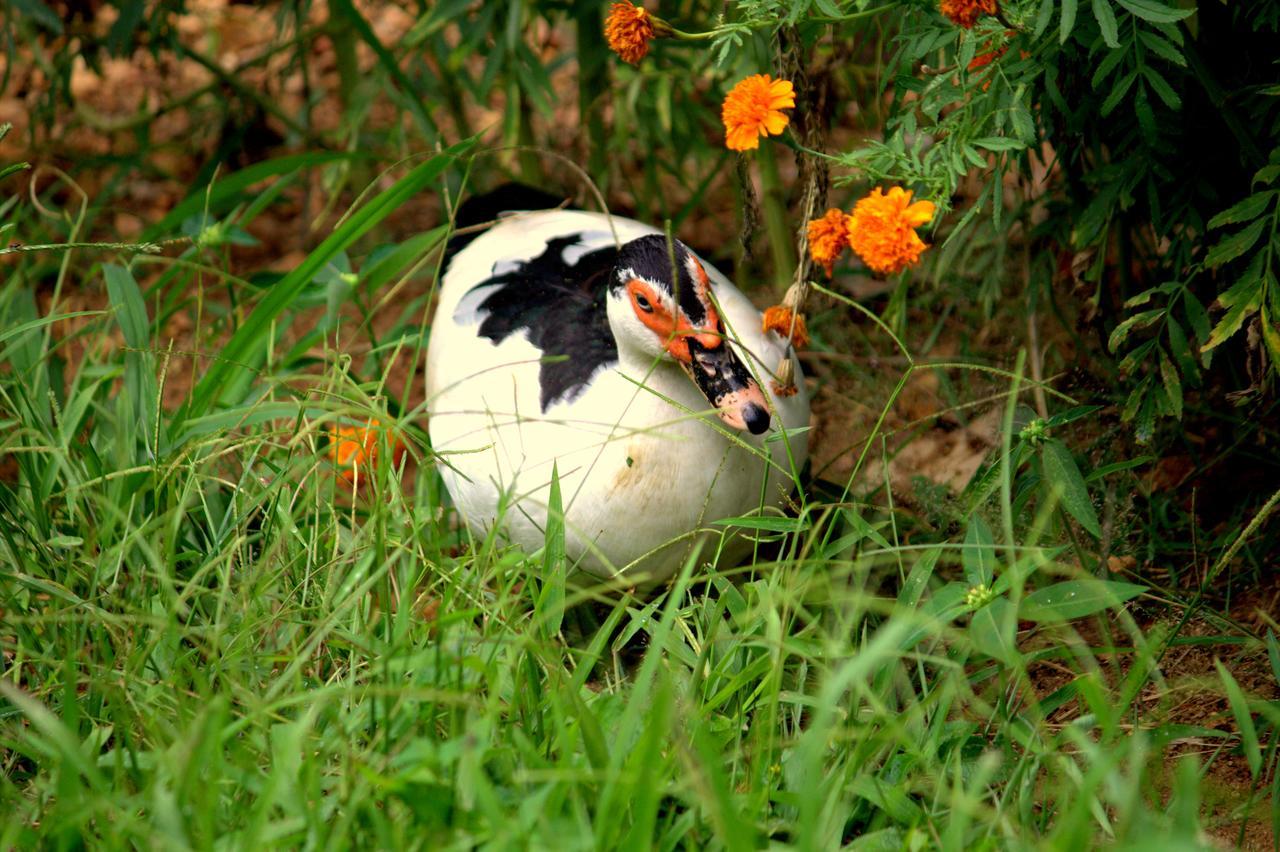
(1204, 218, 1268, 268)
(538, 463, 566, 637)
(899, 547, 942, 609)
(1135, 87, 1158, 141)
(1208, 191, 1274, 229)
(1266, 630, 1280, 685)
(1092, 43, 1129, 87)
(1138, 29, 1186, 66)
(1142, 64, 1181, 109)
(1202, 276, 1263, 352)
(962, 515, 996, 587)
(1108, 308, 1164, 352)
(1215, 659, 1262, 777)
(1101, 70, 1138, 116)
(1158, 349, 1183, 419)
(1046, 405, 1104, 428)
(1040, 439, 1102, 537)
(1260, 304, 1280, 365)
(103, 265, 150, 349)
(0, 162, 32, 181)
(1116, 0, 1194, 22)
(1085, 455, 1156, 482)
(969, 597, 1017, 663)
(1021, 580, 1146, 621)
(974, 136, 1026, 152)
(1060, 0, 1079, 43)
(1035, 0, 1055, 36)
(1166, 318, 1199, 381)
(1091, 0, 1120, 47)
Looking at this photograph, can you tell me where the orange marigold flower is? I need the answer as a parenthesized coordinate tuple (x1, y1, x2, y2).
(847, 187, 936, 277)
(940, 0, 997, 28)
(762, 304, 810, 349)
(605, 3, 656, 65)
(968, 31, 1017, 71)
(807, 208, 852, 277)
(722, 74, 795, 151)
(329, 420, 406, 489)
(967, 44, 1007, 70)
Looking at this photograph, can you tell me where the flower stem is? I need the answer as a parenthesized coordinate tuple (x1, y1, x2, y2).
(812, 5, 894, 23)
(668, 27, 716, 41)
(756, 144, 795, 288)
(671, 5, 890, 41)
(576, 2, 609, 177)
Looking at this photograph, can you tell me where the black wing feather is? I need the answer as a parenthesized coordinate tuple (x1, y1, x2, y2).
(464, 235, 619, 412)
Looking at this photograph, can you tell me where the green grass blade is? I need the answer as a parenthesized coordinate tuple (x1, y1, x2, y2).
(172, 140, 473, 434)
(1215, 659, 1262, 777)
(141, 151, 366, 242)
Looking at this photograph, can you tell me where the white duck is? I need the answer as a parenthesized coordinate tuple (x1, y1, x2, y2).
(426, 195, 809, 583)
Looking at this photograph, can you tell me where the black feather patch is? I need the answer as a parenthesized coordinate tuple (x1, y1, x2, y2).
(460, 235, 619, 412)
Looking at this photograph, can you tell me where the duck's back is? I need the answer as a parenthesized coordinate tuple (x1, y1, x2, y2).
(433, 209, 655, 327)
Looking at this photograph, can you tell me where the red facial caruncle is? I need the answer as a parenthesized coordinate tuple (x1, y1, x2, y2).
(624, 277, 723, 361)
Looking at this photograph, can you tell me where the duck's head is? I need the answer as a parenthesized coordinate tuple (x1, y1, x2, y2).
(606, 235, 771, 435)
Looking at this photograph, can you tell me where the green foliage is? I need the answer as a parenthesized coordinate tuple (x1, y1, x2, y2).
(3, 145, 1268, 845)
(1202, 157, 1280, 363)
(705, 0, 1280, 436)
(3, 1, 1280, 846)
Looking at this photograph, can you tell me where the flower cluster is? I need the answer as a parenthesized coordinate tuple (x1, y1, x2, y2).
(968, 43, 1008, 71)
(604, 9, 796, 153)
(329, 420, 406, 490)
(940, 0, 997, 29)
(761, 304, 810, 349)
(604, 3, 658, 65)
(601, 10, 938, 279)
(965, 583, 996, 609)
(849, 188, 936, 276)
(807, 208, 852, 277)
(721, 74, 795, 151)
(806, 188, 936, 278)
(761, 283, 810, 394)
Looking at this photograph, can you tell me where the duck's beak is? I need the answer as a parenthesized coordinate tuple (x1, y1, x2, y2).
(681, 337, 771, 434)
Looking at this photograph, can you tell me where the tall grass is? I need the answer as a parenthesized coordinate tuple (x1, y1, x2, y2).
(0, 153, 1273, 848)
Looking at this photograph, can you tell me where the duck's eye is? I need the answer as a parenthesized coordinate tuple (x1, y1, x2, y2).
(634, 293, 654, 313)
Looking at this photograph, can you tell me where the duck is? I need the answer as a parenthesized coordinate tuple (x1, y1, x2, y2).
(426, 189, 810, 583)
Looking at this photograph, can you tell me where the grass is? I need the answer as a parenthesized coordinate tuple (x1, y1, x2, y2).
(2, 146, 1277, 849)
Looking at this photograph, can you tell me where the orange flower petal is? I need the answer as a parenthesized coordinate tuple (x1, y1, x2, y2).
(722, 73, 794, 152)
(329, 420, 406, 490)
(762, 304, 810, 349)
(726, 124, 761, 151)
(939, 0, 997, 28)
(762, 112, 790, 135)
(605, 2, 655, 65)
(767, 78, 797, 108)
(904, 200, 936, 228)
(847, 187, 937, 277)
(807, 207, 852, 277)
